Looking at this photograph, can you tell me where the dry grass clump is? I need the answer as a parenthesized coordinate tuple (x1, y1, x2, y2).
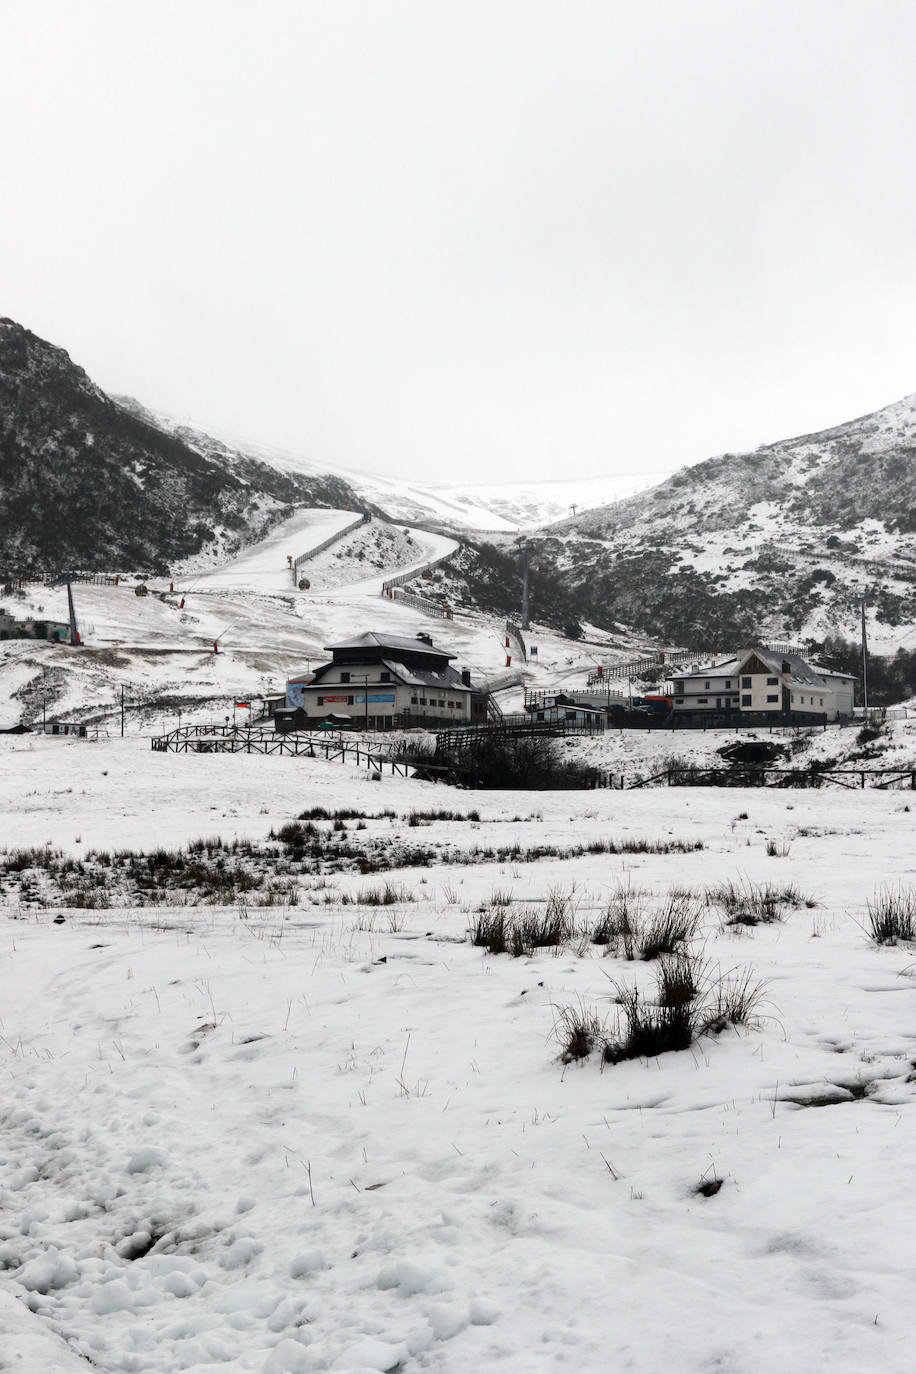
(552, 1000, 607, 1062)
(706, 878, 807, 928)
(591, 885, 702, 959)
(866, 886, 916, 944)
(551, 955, 767, 1066)
(471, 886, 576, 957)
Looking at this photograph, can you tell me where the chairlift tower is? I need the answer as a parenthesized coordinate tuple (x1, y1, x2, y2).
(521, 545, 530, 632)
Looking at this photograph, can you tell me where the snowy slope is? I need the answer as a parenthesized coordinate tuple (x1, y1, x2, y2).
(1, 739, 916, 1371)
(529, 391, 916, 653)
(126, 407, 670, 532)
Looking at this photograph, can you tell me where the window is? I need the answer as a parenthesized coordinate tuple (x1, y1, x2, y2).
(704, 680, 710, 690)
(380, 672, 390, 683)
(724, 679, 732, 689)
(741, 694, 751, 706)
(819, 698, 823, 706)
(697, 698, 708, 704)
(411, 696, 417, 705)
(741, 676, 751, 688)
(766, 694, 778, 703)
(317, 696, 324, 706)
(340, 672, 350, 684)
(347, 696, 354, 706)
(675, 696, 684, 705)
(767, 677, 778, 685)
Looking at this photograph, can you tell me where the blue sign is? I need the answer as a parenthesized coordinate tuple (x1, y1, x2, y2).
(354, 693, 396, 704)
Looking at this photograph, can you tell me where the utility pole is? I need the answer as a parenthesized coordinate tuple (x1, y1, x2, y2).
(120, 685, 125, 738)
(861, 595, 869, 719)
(521, 546, 530, 632)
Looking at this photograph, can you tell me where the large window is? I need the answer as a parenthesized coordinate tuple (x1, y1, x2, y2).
(741, 676, 751, 688)
(766, 694, 778, 703)
(741, 694, 751, 706)
(767, 677, 778, 686)
(340, 672, 350, 684)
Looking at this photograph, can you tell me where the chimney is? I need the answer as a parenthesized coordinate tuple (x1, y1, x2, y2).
(461, 669, 471, 687)
(781, 659, 791, 674)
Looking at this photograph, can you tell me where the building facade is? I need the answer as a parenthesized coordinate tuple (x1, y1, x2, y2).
(669, 648, 855, 722)
(284, 631, 482, 731)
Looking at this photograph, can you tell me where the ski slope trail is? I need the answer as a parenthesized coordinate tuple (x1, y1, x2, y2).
(186, 508, 356, 593)
(330, 527, 458, 598)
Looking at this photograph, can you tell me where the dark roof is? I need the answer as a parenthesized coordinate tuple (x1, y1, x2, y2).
(380, 659, 470, 690)
(325, 631, 455, 660)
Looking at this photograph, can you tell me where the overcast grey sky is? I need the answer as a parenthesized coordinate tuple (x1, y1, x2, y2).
(2, 0, 916, 484)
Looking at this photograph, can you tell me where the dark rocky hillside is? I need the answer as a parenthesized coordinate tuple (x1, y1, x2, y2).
(0, 320, 363, 574)
(426, 393, 916, 656)
(561, 393, 916, 543)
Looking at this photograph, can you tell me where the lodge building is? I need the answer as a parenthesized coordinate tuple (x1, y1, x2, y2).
(279, 631, 488, 731)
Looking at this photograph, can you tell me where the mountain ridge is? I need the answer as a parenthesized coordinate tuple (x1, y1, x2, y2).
(0, 320, 365, 574)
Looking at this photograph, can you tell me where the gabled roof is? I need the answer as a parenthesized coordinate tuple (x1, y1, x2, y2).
(669, 648, 839, 691)
(737, 648, 828, 688)
(325, 631, 454, 660)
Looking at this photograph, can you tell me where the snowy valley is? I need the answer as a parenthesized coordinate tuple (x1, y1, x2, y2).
(3, 320, 916, 1373)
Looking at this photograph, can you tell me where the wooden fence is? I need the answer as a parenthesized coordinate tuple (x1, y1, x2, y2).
(586, 641, 810, 687)
(390, 588, 453, 618)
(150, 723, 412, 774)
(381, 545, 456, 596)
(620, 765, 916, 791)
(292, 513, 369, 582)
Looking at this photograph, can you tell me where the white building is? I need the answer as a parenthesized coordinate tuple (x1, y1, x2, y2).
(669, 648, 855, 721)
(285, 631, 484, 730)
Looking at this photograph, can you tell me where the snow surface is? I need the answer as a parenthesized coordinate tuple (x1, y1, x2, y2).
(188, 510, 358, 593)
(1, 737, 916, 1371)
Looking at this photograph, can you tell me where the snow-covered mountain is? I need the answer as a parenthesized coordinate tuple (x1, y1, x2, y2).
(119, 409, 669, 533)
(416, 393, 916, 658)
(0, 321, 365, 575)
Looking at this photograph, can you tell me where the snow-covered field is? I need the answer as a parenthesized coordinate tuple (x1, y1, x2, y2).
(1, 736, 915, 1372)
